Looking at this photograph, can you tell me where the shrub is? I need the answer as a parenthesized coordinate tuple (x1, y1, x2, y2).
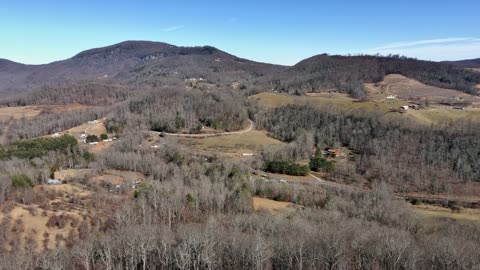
(12, 174, 34, 188)
(266, 160, 310, 176)
(6, 135, 78, 159)
(310, 154, 335, 173)
(83, 151, 95, 162)
(100, 134, 108, 140)
(86, 135, 99, 143)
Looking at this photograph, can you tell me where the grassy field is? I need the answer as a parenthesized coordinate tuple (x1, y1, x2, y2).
(250, 92, 409, 112)
(251, 92, 480, 125)
(408, 108, 480, 125)
(178, 130, 284, 158)
(412, 204, 480, 223)
(251, 74, 480, 126)
(55, 169, 145, 185)
(374, 74, 479, 103)
(252, 197, 300, 214)
(0, 104, 90, 122)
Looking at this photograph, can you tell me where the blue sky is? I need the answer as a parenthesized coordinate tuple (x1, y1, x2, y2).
(1, 0, 479, 65)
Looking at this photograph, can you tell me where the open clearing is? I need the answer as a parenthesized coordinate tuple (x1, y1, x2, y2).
(45, 118, 115, 153)
(54, 169, 92, 181)
(367, 74, 480, 103)
(250, 92, 409, 112)
(178, 129, 284, 158)
(0, 168, 143, 252)
(412, 204, 480, 223)
(408, 108, 480, 124)
(66, 118, 107, 137)
(55, 169, 145, 186)
(251, 93, 480, 125)
(252, 197, 300, 214)
(0, 205, 85, 251)
(0, 104, 90, 122)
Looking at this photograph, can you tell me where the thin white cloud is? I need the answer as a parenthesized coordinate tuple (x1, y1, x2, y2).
(370, 37, 478, 50)
(161, 25, 184, 32)
(367, 37, 480, 61)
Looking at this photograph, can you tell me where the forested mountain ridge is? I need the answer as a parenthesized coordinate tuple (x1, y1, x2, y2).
(1, 41, 479, 97)
(270, 54, 480, 96)
(0, 41, 285, 94)
(443, 58, 480, 68)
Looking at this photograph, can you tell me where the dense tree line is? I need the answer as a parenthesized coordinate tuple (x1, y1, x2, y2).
(0, 135, 78, 159)
(0, 83, 136, 107)
(257, 105, 480, 193)
(267, 54, 480, 97)
(265, 160, 310, 176)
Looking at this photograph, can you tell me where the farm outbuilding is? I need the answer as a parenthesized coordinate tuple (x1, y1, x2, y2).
(47, 179, 61, 185)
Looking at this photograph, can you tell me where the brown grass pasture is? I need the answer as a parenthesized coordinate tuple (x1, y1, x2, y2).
(54, 169, 92, 181)
(370, 74, 479, 103)
(250, 92, 409, 113)
(412, 204, 480, 223)
(90, 170, 145, 186)
(178, 130, 284, 158)
(55, 169, 145, 186)
(0, 104, 90, 122)
(252, 197, 300, 214)
(66, 118, 107, 137)
(251, 90, 480, 125)
(407, 108, 480, 125)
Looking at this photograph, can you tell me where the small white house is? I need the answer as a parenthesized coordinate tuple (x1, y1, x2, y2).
(242, 153, 254, 156)
(87, 120, 98, 124)
(89, 142, 98, 145)
(400, 105, 409, 111)
(47, 179, 61, 185)
(103, 138, 113, 142)
(386, 95, 397, 99)
(79, 133, 87, 138)
(51, 132, 61, 138)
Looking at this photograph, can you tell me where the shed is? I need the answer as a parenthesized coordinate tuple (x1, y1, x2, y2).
(47, 179, 61, 185)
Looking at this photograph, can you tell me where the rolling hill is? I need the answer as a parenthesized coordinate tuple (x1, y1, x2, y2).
(0, 41, 479, 98)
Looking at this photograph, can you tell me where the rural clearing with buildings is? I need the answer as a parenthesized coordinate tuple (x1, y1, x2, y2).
(0, 1, 480, 269)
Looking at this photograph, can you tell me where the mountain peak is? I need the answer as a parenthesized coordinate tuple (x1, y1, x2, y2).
(72, 40, 176, 59)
